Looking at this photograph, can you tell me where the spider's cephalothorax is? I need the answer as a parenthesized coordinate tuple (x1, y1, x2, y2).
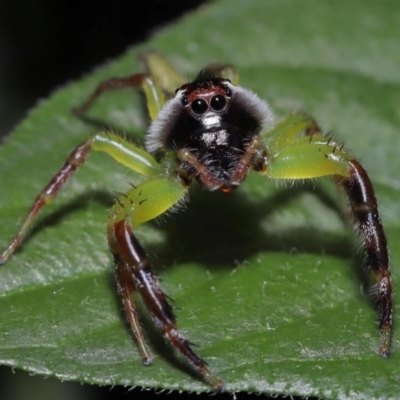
(0, 52, 393, 391)
(146, 72, 273, 191)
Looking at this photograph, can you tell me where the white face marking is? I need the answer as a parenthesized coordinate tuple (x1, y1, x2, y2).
(202, 114, 221, 129)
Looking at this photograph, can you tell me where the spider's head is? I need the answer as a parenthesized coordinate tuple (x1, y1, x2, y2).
(146, 73, 273, 152)
(177, 72, 232, 121)
(146, 73, 273, 190)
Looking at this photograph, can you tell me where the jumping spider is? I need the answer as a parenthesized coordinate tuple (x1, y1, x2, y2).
(0, 52, 393, 390)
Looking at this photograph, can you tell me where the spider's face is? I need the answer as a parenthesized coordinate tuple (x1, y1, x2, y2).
(146, 73, 274, 189)
(177, 76, 232, 123)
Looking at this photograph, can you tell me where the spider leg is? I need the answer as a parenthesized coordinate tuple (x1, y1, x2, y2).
(139, 51, 186, 96)
(107, 179, 224, 390)
(339, 159, 392, 357)
(177, 148, 224, 190)
(230, 135, 263, 185)
(75, 52, 186, 121)
(262, 112, 320, 152)
(262, 119, 392, 357)
(74, 73, 148, 116)
(0, 132, 161, 264)
(74, 73, 165, 122)
(113, 251, 153, 365)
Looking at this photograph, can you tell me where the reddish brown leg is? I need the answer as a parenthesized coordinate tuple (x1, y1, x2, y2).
(108, 216, 224, 390)
(230, 135, 262, 184)
(113, 252, 154, 365)
(338, 160, 393, 357)
(0, 140, 92, 264)
(177, 148, 224, 191)
(301, 118, 393, 356)
(74, 74, 148, 116)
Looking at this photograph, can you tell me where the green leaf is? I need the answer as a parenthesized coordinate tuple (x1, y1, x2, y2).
(1, 0, 400, 398)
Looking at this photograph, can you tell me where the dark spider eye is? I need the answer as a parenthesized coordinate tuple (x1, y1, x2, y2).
(191, 98, 208, 114)
(210, 94, 227, 111)
(225, 88, 232, 97)
(181, 96, 189, 106)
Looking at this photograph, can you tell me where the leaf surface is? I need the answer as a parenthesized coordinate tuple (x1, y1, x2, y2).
(1, 0, 399, 398)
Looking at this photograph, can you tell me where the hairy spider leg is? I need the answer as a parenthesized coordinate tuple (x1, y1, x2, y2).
(176, 148, 225, 190)
(0, 132, 161, 264)
(260, 112, 392, 356)
(107, 178, 186, 369)
(107, 179, 224, 390)
(0, 133, 160, 354)
(74, 52, 186, 120)
(74, 73, 165, 122)
(139, 51, 187, 97)
(339, 160, 392, 356)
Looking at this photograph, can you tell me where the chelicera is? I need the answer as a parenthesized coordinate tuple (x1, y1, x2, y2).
(0, 52, 393, 390)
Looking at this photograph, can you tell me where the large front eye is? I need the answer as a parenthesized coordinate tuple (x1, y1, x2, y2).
(210, 94, 226, 111)
(191, 98, 208, 115)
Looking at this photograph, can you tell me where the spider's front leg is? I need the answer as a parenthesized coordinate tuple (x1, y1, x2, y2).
(0, 129, 224, 388)
(0, 132, 160, 264)
(107, 179, 224, 390)
(262, 113, 393, 357)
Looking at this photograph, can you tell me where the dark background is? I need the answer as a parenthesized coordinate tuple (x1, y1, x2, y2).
(0, 1, 315, 399)
(0, 0, 208, 141)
